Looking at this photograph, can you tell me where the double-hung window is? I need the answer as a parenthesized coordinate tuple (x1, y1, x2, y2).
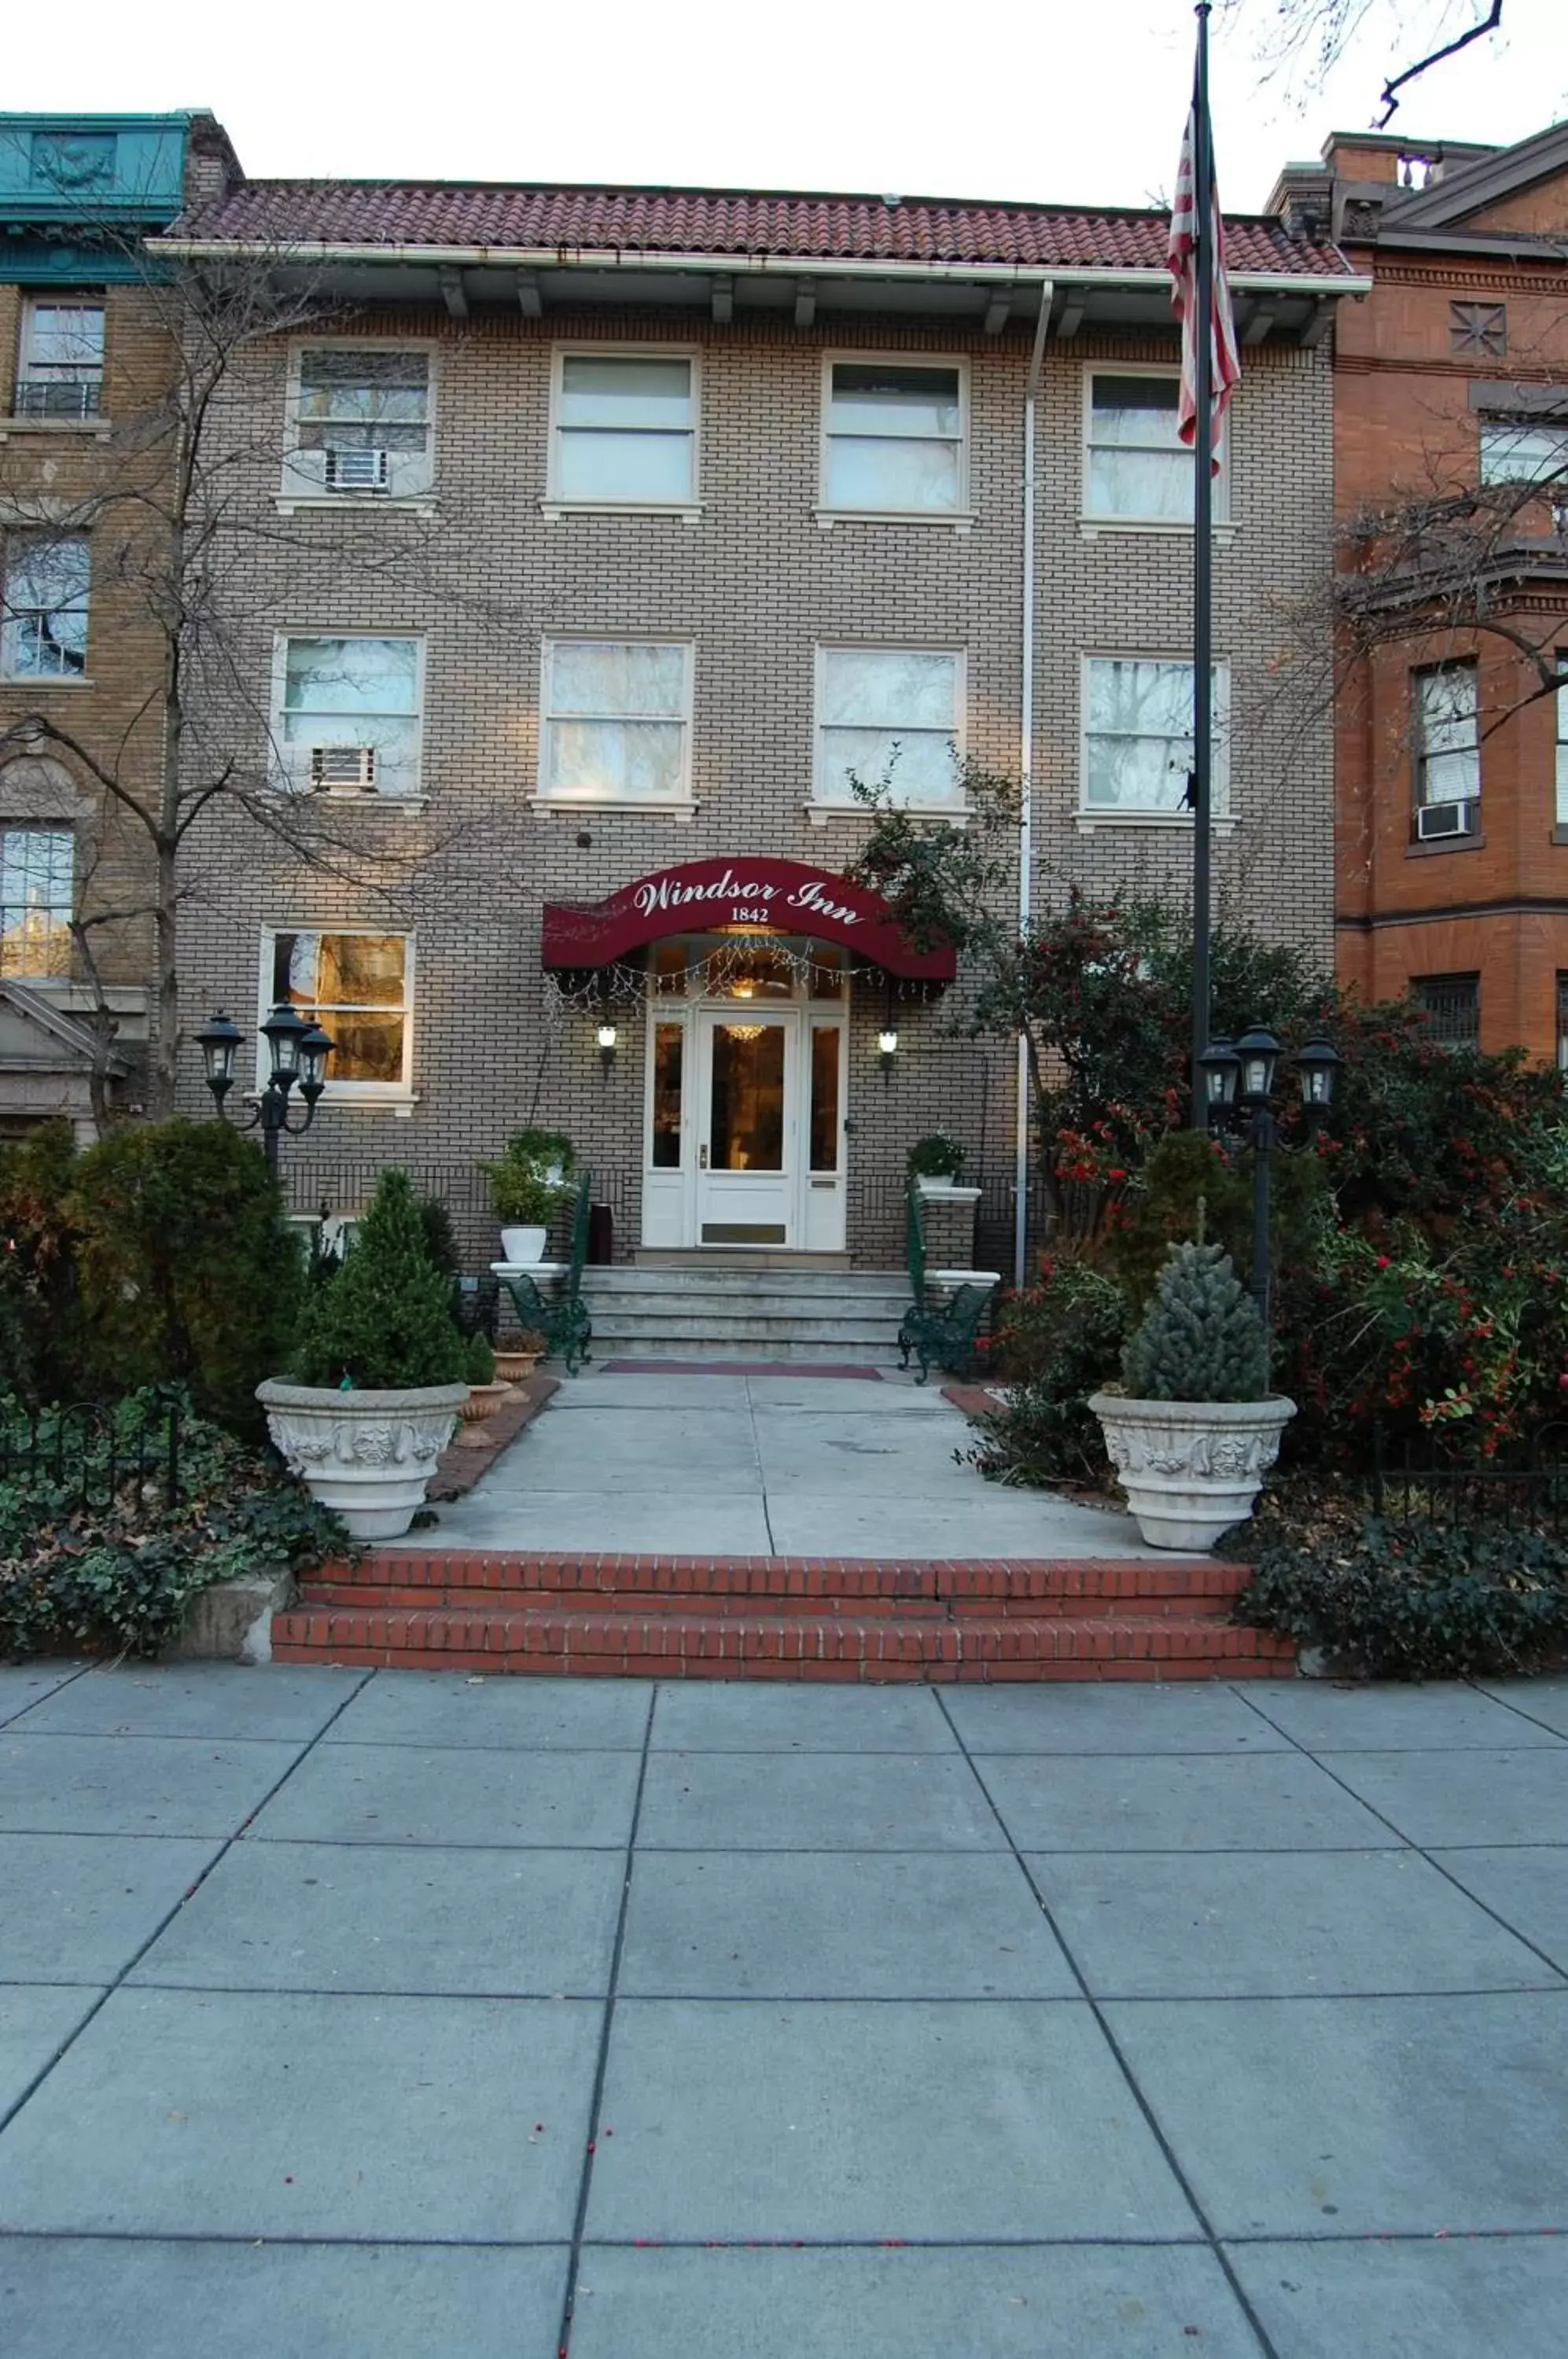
(1, 536, 90, 679)
(551, 354, 697, 506)
(275, 636, 424, 799)
(1478, 415, 1568, 490)
(265, 929, 414, 1095)
(0, 826, 72, 977)
(1413, 972, 1480, 1051)
(1082, 657, 1228, 815)
(1085, 372, 1202, 522)
(1414, 664, 1480, 822)
(815, 647, 964, 808)
(539, 639, 693, 804)
(285, 348, 432, 498)
(822, 360, 966, 515)
(15, 300, 105, 421)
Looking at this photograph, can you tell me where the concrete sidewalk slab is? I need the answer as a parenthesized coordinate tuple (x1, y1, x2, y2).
(1324, 1746, 1568, 1847)
(0, 1665, 87, 1729)
(649, 1681, 954, 1753)
(618, 1851, 1077, 1998)
(566, 2246, 1264, 2359)
(11, 1665, 367, 1743)
(1107, 1990, 1568, 2236)
(479, 1405, 759, 1490)
(944, 1684, 1291, 1755)
(0, 1985, 600, 2240)
(323, 1672, 651, 1753)
(1430, 1846, 1568, 1973)
(1227, 2232, 1568, 2359)
(0, 2239, 569, 2359)
(128, 1839, 624, 1996)
(1244, 1680, 1566, 1752)
(977, 1750, 1395, 1853)
(0, 1986, 104, 2120)
(0, 1734, 303, 1839)
(1473, 1674, 1568, 1738)
(585, 1997, 1198, 2242)
(1027, 1848, 1565, 1998)
(765, 1492, 1144, 1556)
(637, 1750, 1006, 1852)
(248, 1743, 639, 1849)
(0, 1834, 223, 1985)
(430, 1492, 775, 1553)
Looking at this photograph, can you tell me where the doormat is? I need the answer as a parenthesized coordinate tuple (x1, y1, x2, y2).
(602, 1359, 884, 1378)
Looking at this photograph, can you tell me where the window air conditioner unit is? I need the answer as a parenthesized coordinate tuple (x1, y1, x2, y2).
(1415, 798, 1478, 841)
(311, 745, 377, 791)
(323, 446, 390, 491)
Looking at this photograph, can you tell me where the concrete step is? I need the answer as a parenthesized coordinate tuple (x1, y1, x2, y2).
(585, 1310, 906, 1339)
(580, 1269, 909, 1299)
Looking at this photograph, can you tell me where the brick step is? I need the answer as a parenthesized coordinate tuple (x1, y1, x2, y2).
(272, 1605, 1292, 1682)
(302, 1581, 1231, 1618)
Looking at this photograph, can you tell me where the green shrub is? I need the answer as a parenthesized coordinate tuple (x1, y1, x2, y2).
(966, 1259, 1129, 1489)
(1235, 1514, 1568, 1680)
(0, 1122, 86, 1405)
(907, 1132, 966, 1181)
(478, 1130, 574, 1224)
(465, 1331, 496, 1384)
(417, 1194, 462, 1283)
(0, 1390, 349, 1661)
(1121, 1240, 1269, 1403)
(293, 1169, 466, 1390)
(65, 1120, 301, 1439)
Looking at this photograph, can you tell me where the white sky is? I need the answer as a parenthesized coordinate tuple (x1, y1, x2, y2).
(7, 0, 1566, 213)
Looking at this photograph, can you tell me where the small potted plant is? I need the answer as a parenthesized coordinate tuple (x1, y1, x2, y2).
(455, 1332, 511, 1447)
(257, 1168, 469, 1540)
(494, 1328, 547, 1383)
(1088, 1239, 1295, 1551)
(906, 1133, 976, 1201)
(477, 1132, 572, 1265)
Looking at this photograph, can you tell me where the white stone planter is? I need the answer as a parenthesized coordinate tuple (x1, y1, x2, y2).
(1088, 1392, 1297, 1552)
(257, 1379, 469, 1542)
(500, 1224, 547, 1264)
(914, 1177, 978, 1202)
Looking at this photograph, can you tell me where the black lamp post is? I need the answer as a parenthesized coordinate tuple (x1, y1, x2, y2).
(197, 1004, 334, 1174)
(1197, 1025, 1341, 1333)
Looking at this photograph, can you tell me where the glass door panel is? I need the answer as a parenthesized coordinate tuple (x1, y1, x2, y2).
(809, 1021, 841, 1172)
(709, 1023, 786, 1171)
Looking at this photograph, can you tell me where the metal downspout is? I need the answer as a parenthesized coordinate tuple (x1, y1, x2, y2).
(1014, 286, 1052, 1290)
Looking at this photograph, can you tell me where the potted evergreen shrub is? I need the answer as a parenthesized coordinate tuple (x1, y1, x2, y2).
(477, 1131, 572, 1264)
(906, 1132, 976, 1202)
(1088, 1239, 1295, 1551)
(455, 1332, 511, 1448)
(257, 1169, 469, 1540)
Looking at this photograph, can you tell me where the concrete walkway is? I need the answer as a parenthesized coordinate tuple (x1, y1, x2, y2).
(4, 1662, 1568, 2353)
(427, 1368, 1162, 1558)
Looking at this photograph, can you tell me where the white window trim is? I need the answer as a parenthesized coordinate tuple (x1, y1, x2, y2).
(1076, 651, 1236, 830)
(1412, 660, 1482, 810)
(1, 532, 92, 684)
(256, 926, 418, 1110)
(1080, 362, 1233, 538)
(809, 643, 968, 821)
(815, 351, 974, 529)
(542, 344, 703, 521)
(268, 630, 428, 806)
(278, 337, 440, 512)
(532, 635, 698, 814)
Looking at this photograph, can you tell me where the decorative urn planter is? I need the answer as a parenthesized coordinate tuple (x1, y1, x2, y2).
(257, 1379, 469, 1541)
(492, 1349, 542, 1384)
(1088, 1392, 1296, 1552)
(499, 1225, 547, 1265)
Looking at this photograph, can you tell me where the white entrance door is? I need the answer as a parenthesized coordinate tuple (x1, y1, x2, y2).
(694, 1007, 797, 1246)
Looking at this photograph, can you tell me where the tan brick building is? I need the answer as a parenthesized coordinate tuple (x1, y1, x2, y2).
(150, 175, 1357, 1271)
(1272, 123, 1568, 1060)
(0, 112, 242, 1137)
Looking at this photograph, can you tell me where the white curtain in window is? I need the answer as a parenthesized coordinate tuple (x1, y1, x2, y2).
(1417, 668, 1480, 804)
(557, 357, 694, 502)
(1084, 659, 1207, 811)
(826, 365, 962, 511)
(818, 649, 959, 800)
(545, 641, 688, 797)
(1088, 377, 1191, 519)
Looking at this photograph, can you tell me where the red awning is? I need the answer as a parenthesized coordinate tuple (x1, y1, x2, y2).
(540, 856, 956, 981)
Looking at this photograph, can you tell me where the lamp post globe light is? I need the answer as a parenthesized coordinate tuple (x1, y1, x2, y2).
(1198, 1024, 1341, 1333)
(197, 1005, 334, 1174)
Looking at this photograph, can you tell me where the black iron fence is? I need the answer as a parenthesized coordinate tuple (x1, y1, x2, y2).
(1370, 1421, 1568, 1536)
(0, 1395, 186, 1516)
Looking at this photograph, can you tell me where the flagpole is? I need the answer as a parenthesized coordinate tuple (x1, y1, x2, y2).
(1188, 0, 1215, 1128)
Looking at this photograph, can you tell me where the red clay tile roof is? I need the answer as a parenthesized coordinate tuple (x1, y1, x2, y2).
(166, 180, 1356, 279)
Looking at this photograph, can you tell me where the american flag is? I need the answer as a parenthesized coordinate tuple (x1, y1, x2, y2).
(1168, 96, 1241, 471)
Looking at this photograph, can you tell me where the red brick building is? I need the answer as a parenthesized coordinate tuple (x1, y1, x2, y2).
(1274, 123, 1568, 1059)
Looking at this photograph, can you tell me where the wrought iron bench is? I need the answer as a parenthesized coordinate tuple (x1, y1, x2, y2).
(496, 1169, 594, 1375)
(897, 1183, 996, 1382)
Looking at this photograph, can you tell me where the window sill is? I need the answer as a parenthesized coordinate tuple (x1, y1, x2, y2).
(529, 795, 698, 821)
(1549, 825, 1568, 847)
(0, 673, 94, 689)
(274, 495, 439, 517)
(280, 789, 429, 809)
(1079, 515, 1237, 543)
(0, 418, 111, 441)
(815, 508, 975, 534)
(540, 500, 703, 524)
(806, 800, 970, 830)
(1074, 808, 1239, 834)
(1407, 830, 1486, 856)
(250, 1087, 418, 1117)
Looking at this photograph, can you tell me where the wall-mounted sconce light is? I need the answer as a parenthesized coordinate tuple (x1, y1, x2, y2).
(878, 1025, 899, 1084)
(597, 1020, 618, 1077)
